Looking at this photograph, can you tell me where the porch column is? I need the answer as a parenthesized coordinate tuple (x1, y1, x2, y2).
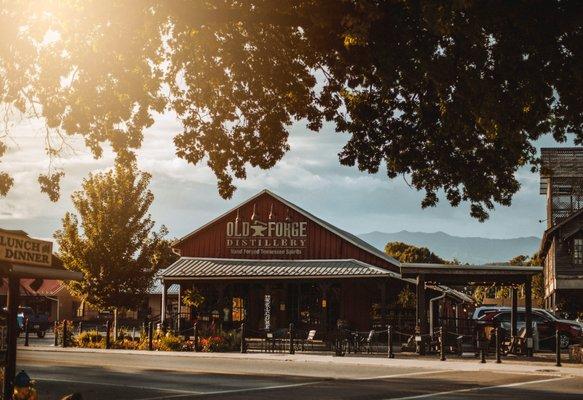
(416, 275, 427, 355)
(454, 303, 460, 335)
(216, 284, 226, 330)
(511, 287, 518, 338)
(319, 282, 330, 334)
(161, 280, 168, 326)
(525, 277, 533, 357)
(379, 281, 387, 326)
(177, 283, 182, 334)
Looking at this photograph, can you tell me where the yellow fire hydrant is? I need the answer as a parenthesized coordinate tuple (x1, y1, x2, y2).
(13, 370, 38, 400)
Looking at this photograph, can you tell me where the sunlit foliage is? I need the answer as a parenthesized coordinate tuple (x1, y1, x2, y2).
(54, 162, 171, 310)
(2, 1, 583, 219)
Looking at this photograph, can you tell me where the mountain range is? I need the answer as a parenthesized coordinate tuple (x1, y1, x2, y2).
(357, 230, 541, 265)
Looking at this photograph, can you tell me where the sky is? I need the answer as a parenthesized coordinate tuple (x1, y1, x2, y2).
(0, 111, 569, 242)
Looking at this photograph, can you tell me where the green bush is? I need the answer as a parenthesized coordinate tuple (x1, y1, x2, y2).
(156, 333, 183, 351)
(111, 338, 141, 350)
(76, 330, 103, 348)
(56, 321, 75, 347)
(199, 330, 240, 352)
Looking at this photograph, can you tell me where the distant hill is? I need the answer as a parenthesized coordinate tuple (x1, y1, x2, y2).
(357, 230, 541, 264)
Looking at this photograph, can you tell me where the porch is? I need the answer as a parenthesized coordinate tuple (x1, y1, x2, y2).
(160, 258, 421, 343)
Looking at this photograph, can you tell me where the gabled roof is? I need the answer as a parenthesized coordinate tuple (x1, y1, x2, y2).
(0, 228, 28, 236)
(172, 189, 400, 267)
(540, 208, 583, 254)
(0, 278, 65, 297)
(161, 257, 401, 280)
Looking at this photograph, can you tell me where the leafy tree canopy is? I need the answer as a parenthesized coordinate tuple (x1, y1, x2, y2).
(385, 241, 450, 264)
(2, 1, 583, 219)
(473, 252, 544, 304)
(54, 161, 171, 310)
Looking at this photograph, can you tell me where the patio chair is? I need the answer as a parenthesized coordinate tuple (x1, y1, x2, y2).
(505, 327, 527, 355)
(365, 330, 375, 354)
(264, 332, 276, 353)
(302, 329, 317, 351)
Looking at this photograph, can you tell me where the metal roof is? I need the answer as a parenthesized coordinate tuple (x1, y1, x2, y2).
(172, 189, 401, 268)
(402, 263, 542, 273)
(161, 257, 400, 280)
(540, 208, 583, 254)
(401, 263, 542, 286)
(148, 280, 180, 295)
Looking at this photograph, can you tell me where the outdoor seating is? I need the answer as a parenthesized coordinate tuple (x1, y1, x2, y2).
(302, 329, 317, 351)
(365, 330, 375, 354)
(504, 327, 527, 355)
(263, 332, 276, 353)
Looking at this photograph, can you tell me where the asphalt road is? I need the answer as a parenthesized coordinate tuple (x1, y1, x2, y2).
(16, 350, 583, 400)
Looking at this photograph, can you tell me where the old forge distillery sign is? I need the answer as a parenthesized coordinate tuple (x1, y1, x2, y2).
(226, 217, 308, 256)
(0, 231, 53, 267)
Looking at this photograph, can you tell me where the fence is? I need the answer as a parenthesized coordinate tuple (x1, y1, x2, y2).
(39, 316, 572, 367)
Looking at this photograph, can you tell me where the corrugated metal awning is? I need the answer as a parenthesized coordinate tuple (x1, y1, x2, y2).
(149, 280, 180, 295)
(161, 257, 400, 281)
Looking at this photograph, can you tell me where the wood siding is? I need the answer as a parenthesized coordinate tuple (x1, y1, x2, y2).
(175, 191, 399, 273)
(550, 217, 583, 277)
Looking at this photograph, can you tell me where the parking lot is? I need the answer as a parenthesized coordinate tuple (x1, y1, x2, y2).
(16, 348, 583, 400)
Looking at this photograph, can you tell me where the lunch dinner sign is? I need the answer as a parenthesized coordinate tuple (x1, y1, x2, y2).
(0, 230, 53, 267)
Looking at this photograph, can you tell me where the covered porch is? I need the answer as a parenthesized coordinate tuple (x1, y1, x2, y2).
(160, 258, 417, 343)
(401, 263, 543, 356)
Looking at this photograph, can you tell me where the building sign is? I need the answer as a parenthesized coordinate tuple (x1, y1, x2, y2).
(226, 218, 308, 256)
(0, 231, 53, 267)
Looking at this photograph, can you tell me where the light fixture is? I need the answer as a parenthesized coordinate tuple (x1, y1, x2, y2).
(251, 204, 257, 221)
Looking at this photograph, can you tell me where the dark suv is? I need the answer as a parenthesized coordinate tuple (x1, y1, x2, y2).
(478, 309, 582, 349)
(17, 307, 49, 338)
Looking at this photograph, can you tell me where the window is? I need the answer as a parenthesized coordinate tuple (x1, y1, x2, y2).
(574, 238, 583, 265)
(532, 312, 549, 324)
(232, 297, 245, 322)
(494, 312, 511, 323)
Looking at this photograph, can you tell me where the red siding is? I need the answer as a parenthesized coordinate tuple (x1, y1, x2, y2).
(175, 192, 398, 273)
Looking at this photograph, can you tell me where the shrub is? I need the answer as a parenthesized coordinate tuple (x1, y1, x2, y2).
(199, 331, 240, 352)
(111, 338, 141, 350)
(76, 330, 103, 348)
(56, 320, 75, 347)
(156, 333, 183, 351)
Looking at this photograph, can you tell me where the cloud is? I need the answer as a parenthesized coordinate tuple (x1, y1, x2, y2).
(0, 111, 558, 242)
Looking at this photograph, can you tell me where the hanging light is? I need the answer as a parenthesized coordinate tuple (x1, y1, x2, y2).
(268, 203, 274, 220)
(285, 208, 291, 222)
(251, 204, 257, 221)
(235, 208, 240, 224)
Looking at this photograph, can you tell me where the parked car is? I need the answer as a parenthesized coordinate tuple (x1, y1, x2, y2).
(472, 306, 567, 322)
(478, 309, 582, 349)
(6, 307, 50, 338)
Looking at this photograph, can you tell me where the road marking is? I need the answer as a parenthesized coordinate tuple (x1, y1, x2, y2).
(356, 370, 451, 381)
(36, 377, 204, 395)
(385, 376, 571, 399)
(136, 380, 325, 400)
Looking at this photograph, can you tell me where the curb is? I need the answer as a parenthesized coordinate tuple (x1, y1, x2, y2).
(19, 346, 581, 377)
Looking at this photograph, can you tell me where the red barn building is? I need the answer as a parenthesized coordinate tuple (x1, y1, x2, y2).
(161, 190, 470, 340)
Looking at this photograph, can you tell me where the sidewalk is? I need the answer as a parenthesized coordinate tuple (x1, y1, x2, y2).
(19, 345, 583, 377)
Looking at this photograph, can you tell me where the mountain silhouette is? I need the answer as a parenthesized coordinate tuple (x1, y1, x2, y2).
(357, 230, 540, 264)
